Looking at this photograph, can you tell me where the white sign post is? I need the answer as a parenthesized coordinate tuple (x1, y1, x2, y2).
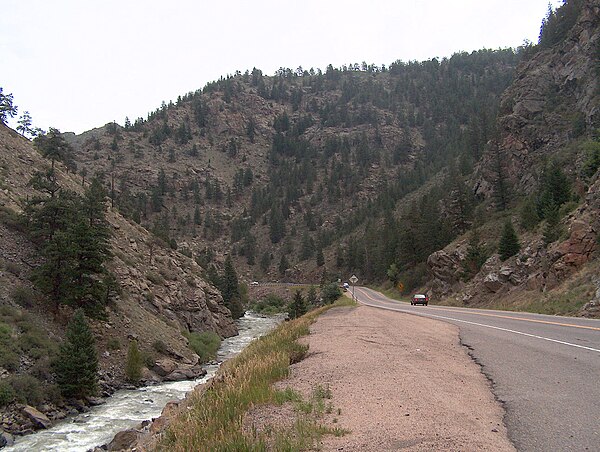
(349, 275, 358, 301)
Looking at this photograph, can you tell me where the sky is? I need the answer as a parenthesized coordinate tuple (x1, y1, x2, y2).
(1, 0, 562, 134)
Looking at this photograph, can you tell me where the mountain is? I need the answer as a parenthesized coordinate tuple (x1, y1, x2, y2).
(63, 48, 521, 288)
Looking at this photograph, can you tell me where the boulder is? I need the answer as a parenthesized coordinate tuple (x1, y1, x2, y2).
(0, 430, 14, 447)
(107, 429, 139, 451)
(152, 358, 177, 377)
(483, 273, 503, 293)
(149, 401, 180, 434)
(164, 365, 207, 382)
(22, 406, 51, 429)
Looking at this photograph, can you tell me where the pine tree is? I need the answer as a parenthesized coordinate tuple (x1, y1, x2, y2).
(542, 204, 561, 245)
(463, 229, 488, 277)
(279, 254, 289, 275)
(498, 220, 520, 261)
(0, 87, 18, 124)
(25, 176, 113, 317)
(33, 128, 74, 170)
(125, 340, 143, 384)
(260, 252, 271, 272)
(537, 160, 571, 219)
(54, 309, 98, 399)
(221, 256, 244, 319)
(519, 197, 540, 231)
(17, 111, 35, 138)
(316, 247, 325, 267)
(288, 290, 307, 319)
(306, 286, 318, 307)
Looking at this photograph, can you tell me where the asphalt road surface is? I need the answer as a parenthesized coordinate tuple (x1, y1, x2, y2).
(353, 287, 600, 452)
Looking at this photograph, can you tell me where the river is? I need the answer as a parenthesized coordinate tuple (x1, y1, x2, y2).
(7, 312, 282, 452)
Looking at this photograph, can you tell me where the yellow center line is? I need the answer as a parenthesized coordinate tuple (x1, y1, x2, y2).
(355, 288, 600, 332)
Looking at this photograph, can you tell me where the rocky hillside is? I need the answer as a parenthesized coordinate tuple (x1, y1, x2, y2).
(0, 124, 237, 435)
(428, 0, 600, 316)
(63, 48, 520, 286)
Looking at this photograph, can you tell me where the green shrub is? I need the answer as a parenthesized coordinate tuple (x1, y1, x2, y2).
(0, 381, 15, 406)
(44, 383, 63, 405)
(558, 200, 579, 217)
(18, 330, 56, 359)
(146, 272, 166, 286)
(29, 355, 53, 380)
(153, 339, 168, 354)
(250, 294, 287, 315)
(159, 267, 177, 281)
(321, 283, 342, 305)
(184, 331, 221, 363)
(141, 350, 156, 368)
(125, 340, 144, 383)
(5, 261, 21, 277)
(10, 286, 35, 308)
(179, 248, 193, 258)
(7, 374, 44, 405)
(107, 338, 121, 351)
(0, 206, 25, 232)
(398, 262, 429, 294)
(0, 322, 19, 371)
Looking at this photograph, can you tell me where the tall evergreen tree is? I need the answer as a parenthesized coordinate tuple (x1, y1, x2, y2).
(537, 160, 571, 219)
(54, 309, 98, 399)
(498, 220, 520, 261)
(221, 256, 244, 318)
(279, 254, 289, 275)
(463, 229, 488, 277)
(25, 175, 113, 317)
(288, 290, 307, 319)
(125, 340, 143, 384)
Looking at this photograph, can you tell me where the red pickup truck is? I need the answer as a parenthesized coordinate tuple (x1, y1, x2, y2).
(411, 294, 429, 306)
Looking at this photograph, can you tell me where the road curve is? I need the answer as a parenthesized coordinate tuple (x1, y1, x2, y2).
(352, 286, 600, 452)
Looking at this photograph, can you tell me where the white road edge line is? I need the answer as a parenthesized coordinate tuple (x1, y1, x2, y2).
(358, 299, 600, 354)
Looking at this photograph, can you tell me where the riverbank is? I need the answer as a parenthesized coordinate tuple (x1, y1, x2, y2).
(3, 313, 281, 451)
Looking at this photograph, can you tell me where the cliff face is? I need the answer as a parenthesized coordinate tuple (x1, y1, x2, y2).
(429, 2, 600, 315)
(0, 124, 237, 391)
(476, 0, 600, 197)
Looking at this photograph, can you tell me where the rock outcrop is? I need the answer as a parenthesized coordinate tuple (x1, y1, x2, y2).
(475, 0, 600, 199)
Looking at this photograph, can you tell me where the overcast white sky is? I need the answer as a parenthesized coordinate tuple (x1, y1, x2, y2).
(1, 0, 562, 134)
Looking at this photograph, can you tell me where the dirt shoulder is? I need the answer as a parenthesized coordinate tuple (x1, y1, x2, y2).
(278, 304, 515, 451)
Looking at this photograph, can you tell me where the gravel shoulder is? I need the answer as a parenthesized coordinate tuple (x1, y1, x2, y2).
(277, 304, 515, 451)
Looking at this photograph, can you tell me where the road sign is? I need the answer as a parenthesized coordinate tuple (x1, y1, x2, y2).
(397, 282, 404, 292)
(350, 275, 358, 284)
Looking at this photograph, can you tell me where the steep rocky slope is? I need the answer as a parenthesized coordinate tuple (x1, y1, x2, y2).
(428, 0, 600, 315)
(0, 124, 237, 435)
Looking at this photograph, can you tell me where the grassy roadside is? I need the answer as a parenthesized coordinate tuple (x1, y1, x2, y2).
(157, 297, 356, 451)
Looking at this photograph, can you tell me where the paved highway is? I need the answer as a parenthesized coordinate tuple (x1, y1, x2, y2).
(353, 286, 600, 452)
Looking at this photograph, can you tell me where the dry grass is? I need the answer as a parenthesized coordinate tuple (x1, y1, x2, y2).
(156, 298, 355, 451)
